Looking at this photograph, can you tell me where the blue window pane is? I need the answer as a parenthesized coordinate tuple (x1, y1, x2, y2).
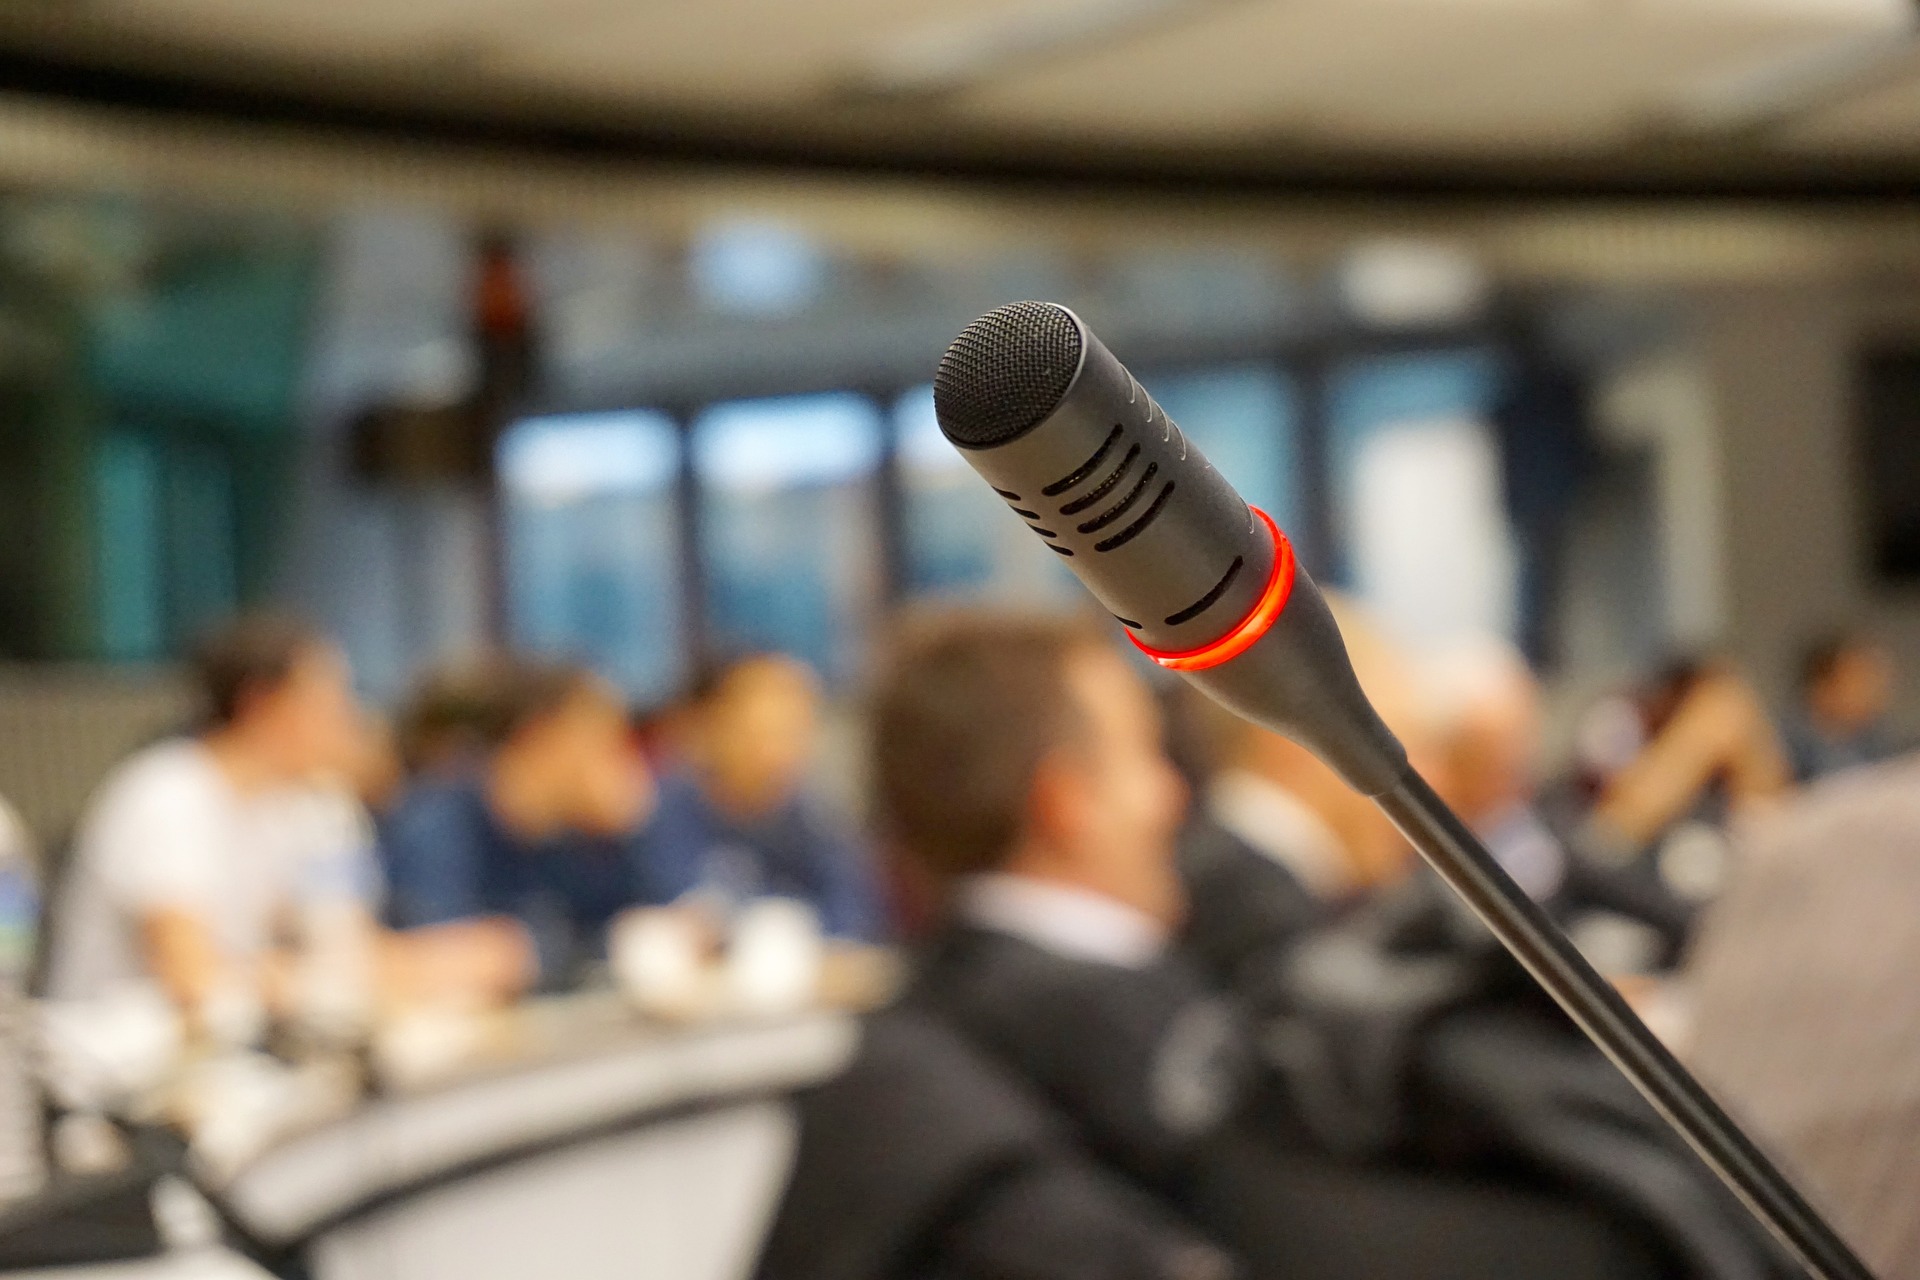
(688, 219, 826, 316)
(898, 385, 1080, 607)
(694, 394, 883, 683)
(1144, 365, 1298, 536)
(501, 411, 684, 701)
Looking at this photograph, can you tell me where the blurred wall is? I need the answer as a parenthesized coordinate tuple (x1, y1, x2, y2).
(1683, 282, 1920, 730)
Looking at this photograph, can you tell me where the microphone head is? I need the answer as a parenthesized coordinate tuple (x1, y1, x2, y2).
(934, 301, 1083, 449)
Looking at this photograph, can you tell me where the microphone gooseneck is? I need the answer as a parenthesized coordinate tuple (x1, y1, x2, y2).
(934, 300, 1876, 1280)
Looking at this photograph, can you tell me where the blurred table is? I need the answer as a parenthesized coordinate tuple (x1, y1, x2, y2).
(214, 979, 866, 1231)
(212, 998, 860, 1280)
(1, 1250, 271, 1280)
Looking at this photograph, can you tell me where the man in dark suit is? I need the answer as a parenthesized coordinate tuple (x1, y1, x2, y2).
(763, 611, 1700, 1280)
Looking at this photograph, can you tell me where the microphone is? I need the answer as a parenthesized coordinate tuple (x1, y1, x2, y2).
(933, 301, 1874, 1280)
(934, 299, 1404, 798)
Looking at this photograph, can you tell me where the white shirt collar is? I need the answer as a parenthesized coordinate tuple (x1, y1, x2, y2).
(956, 873, 1168, 970)
(1207, 768, 1353, 900)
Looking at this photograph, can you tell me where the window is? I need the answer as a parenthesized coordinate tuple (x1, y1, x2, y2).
(896, 385, 1078, 607)
(96, 432, 164, 661)
(694, 393, 883, 684)
(1330, 350, 1513, 646)
(500, 411, 684, 701)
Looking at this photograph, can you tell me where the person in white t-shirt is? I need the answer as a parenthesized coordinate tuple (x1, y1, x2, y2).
(46, 615, 528, 1033)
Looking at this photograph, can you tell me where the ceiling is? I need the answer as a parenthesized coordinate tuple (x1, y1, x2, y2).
(7, 0, 1920, 191)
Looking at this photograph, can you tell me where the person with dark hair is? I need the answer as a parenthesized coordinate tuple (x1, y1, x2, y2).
(767, 609, 1786, 1280)
(645, 652, 878, 940)
(1785, 630, 1898, 783)
(380, 654, 658, 985)
(45, 614, 525, 1027)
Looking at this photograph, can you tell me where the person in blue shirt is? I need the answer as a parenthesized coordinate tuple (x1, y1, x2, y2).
(381, 656, 659, 986)
(645, 653, 882, 941)
(1784, 630, 1899, 784)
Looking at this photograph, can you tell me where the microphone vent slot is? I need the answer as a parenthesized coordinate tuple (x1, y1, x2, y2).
(934, 302, 1083, 449)
(1060, 444, 1140, 516)
(1164, 557, 1244, 626)
(1042, 425, 1122, 498)
(1094, 482, 1175, 552)
(1048, 543, 1076, 556)
(1077, 463, 1158, 535)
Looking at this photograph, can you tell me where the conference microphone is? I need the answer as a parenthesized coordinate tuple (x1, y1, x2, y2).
(932, 301, 1873, 1280)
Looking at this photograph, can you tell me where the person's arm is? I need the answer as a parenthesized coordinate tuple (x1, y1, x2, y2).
(139, 909, 235, 1015)
(1592, 673, 1791, 848)
(379, 917, 534, 1007)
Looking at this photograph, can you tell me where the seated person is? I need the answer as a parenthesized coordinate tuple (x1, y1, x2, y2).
(647, 653, 879, 941)
(1686, 755, 1920, 1280)
(788, 609, 1780, 1280)
(1574, 656, 1792, 858)
(1423, 639, 1694, 970)
(1784, 629, 1898, 783)
(381, 655, 656, 985)
(1171, 596, 1428, 991)
(45, 614, 525, 1033)
(394, 656, 520, 783)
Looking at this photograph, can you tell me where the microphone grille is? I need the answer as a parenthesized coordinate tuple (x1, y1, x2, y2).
(934, 301, 1083, 449)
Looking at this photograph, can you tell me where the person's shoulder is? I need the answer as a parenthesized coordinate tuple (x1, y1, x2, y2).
(918, 924, 1138, 1014)
(264, 783, 373, 851)
(1736, 753, 1920, 885)
(106, 736, 216, 786)
(645, 771, 714, 835)
(382, 774, 490, 850)
(83, 739, 224, 824)
(650, 771, 705, 810)
(1770, 753, 1920, 835)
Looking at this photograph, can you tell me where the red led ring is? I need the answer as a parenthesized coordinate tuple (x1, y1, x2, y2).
(1128, 508, 1296, 672)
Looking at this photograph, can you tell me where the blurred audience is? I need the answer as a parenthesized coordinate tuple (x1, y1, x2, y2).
(1784, 629, 1899, 783)
(648, 654, 879, 941)
(45, 615, 523, 1038)
(1171, 597, 1426, 992)
(766, 610, 1785, 1280)
(1577, 658, 1791, 856)
(1686, 756, 1920, 1280)
(395, 658, 520, 782)
(381, 654, 658, 986)
(1425, 639, 1694, 973)
(1424, 639, 1564, 900)
(1183, 595, 1423, 899)
(766, 613, 1240, 1280)
(1554, 659, 1792, 955)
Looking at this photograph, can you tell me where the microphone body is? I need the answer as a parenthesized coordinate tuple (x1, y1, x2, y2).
(935, 302, 1405, 796)
(933, 301, 1875, 1280)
